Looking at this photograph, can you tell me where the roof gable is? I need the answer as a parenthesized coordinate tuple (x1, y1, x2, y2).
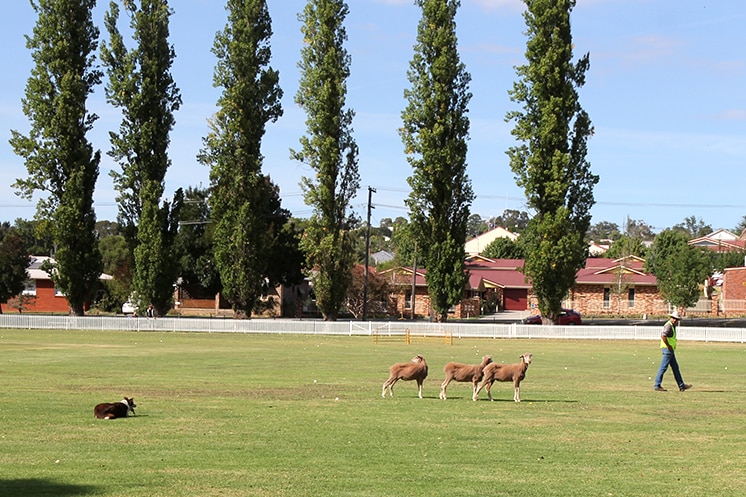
(26, 256, 113, 281)
(464, 227, 518, 255)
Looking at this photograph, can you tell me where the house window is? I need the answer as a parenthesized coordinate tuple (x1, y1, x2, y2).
(603, 288, 610, 308)
(404, 291, 412, 309)
(22, 280, 36, 296)
(628, 288, 635, 308)
(55, 286, 66, 297)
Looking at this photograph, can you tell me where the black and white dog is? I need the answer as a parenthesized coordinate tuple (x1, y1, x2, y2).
(94, 397, 137, 419)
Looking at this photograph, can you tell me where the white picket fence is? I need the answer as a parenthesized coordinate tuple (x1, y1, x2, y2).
(2, 314, 746, 343)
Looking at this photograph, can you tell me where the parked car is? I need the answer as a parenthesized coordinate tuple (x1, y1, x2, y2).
(122, 301, 138, 315)
(523, 309, 582, 325)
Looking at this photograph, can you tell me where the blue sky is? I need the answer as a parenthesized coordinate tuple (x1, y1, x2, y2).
(1, 0, 745, 234)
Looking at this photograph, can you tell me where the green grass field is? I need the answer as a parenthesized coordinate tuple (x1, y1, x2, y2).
(1, 328, 745, 497)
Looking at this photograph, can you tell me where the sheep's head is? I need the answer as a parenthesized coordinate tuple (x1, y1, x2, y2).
(412, 355, 424, 363)
(482, 355, 493, 366)
(520, 353, 533, 365)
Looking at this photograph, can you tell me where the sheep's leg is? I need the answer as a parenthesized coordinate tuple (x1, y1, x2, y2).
(382, 378, 397, 398)
(439, 378, 450, 400)
(513, 382, 521, 402)
(473, 377, 490, 401)
(417, 380, 424, 399)
(485, 382, 494, 401)
(472, 382, 483, 401)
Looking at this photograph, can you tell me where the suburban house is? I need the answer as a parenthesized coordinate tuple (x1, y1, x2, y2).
(0, 256, 113, 314)
(464, 227, 518, 256)
(382, 255, 671, 319)
(688, 228, 746, 252)
(588, 241, 610, 256)
(173, 277, 313, 318)
(720, 267, 746, 315)
(566, 256, 663, 316)
(688, 229, 746, 315)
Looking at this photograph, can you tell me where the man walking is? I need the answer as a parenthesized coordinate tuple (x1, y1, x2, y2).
(654, 310, 692, 392)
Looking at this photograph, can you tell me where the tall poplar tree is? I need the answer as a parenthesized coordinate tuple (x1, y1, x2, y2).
(199, 0, 304, 317)
(292, 0, 360, 321)
(400, 0, 473, 322)
(506, 0, 598, 323)
(101, 0, 182, 316)
(10, 0, 103, 315)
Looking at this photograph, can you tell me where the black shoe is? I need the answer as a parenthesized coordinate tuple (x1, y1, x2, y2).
(654, 386, 667, 391)
(679, 384, 692, 391)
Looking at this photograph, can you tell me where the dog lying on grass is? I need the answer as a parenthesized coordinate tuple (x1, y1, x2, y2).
(94, 397, 136, 419)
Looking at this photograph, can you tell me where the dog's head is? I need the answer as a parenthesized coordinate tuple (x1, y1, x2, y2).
(123, 397, 137, 415)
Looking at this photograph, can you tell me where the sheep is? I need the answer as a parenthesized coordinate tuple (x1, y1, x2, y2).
(472, 353, 532, 402)
(382, 354, 428, 399)
(439, 355, 493, 400)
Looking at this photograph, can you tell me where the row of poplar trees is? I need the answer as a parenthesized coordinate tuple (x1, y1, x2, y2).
(11, 0, 596, 323)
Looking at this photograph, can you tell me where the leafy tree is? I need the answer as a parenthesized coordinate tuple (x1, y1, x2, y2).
(95, 220, 121, 239)
(489, 209, 531, 234)
(645, 229, 711, 310)
(101, 0, 183, 316)
(198, 0, 302, 316)
(625, 218, 655, 240)
(734, 215, 746, 236)
(673, 215, 711, 239)
(0, 223, 31, 312)
(172, 187, 219, 299)
(400, 0, 474, 322)
(482, 236, 524, 260)
(506, 0, 598, 323)
(587, 221, 621, 242)
(605, 235, 646, 259)
(10, 0, 103, 315)
(343, 265, 391, 319)
(292, 0, 360, 321)
(466, 214, 488, 238)
(96, 234, 132, 312)
(708, 249, 746, 273)
(378, 218, 394, 239)
(12, 219, 54, 256)
(349, 223, 397, 264)
(390, 216, 417, 267)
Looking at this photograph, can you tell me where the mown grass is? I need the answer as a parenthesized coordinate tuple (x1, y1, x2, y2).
(1, 328, 745, 496)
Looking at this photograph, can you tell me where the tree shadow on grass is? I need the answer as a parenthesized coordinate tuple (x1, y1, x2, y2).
(0, 479, 98, 496)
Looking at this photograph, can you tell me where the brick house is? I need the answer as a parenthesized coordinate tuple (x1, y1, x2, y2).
(720, 267, 746, 315)
(382, 255, 672, 319)
(0, 256, 113, 314)
(173, 279, 312, 318)
(689, 229, 746, 316)
(381, 257, 532, 319)
(566, 256, 662, 316)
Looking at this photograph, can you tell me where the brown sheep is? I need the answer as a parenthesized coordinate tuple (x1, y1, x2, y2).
(439, 355, 493, 400)
(472, 353, 532, 402)
(382, 355, 428, 399)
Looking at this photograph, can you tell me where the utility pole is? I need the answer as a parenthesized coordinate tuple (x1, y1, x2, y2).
(362, 186, 376, 320)
(411, 242, 417, 319)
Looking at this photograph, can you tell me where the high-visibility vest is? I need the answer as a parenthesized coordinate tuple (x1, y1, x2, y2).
(660, 322, 677, 349)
